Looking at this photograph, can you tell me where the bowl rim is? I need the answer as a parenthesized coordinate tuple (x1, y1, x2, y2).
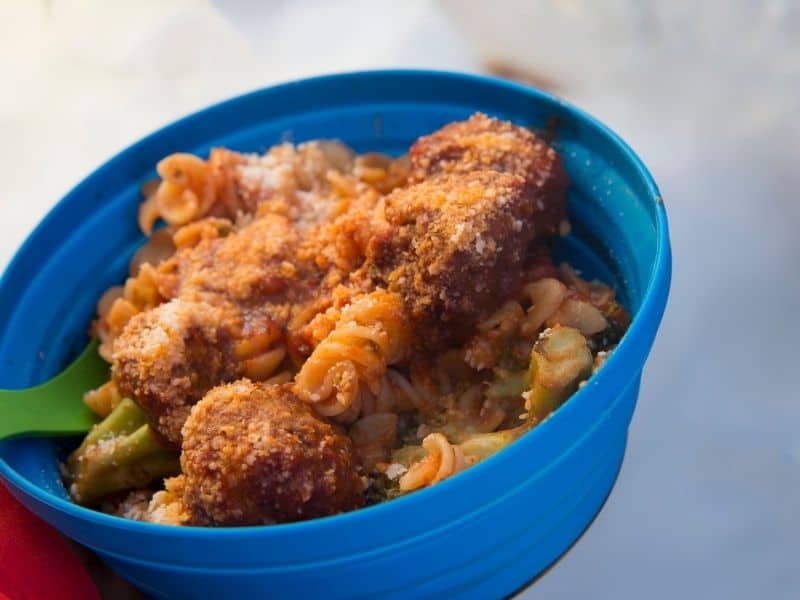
(0, 68, 671, 538)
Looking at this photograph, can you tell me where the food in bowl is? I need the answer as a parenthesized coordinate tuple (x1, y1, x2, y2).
(65, 113, 629, 526)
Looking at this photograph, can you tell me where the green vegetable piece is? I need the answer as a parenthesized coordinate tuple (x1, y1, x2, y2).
(526, 325, 592, 422)
(66, 398, 179, 505)
(458, 426, 527, 462)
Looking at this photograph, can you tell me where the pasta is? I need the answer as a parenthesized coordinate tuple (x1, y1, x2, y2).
(293, 290, 411, 422)
(82, 380, 123, 418)
(65, 113, 630, 525)
(464, 300, 526, 370)
(233, 323, 287, 382)
(398, 433, 466, 491)
(348, 412, 399, 471)
(519, 277, 567, 336)
(93, 262, 164, 361)
(361, 369, 420, 416)
(146, 149, 243, 229)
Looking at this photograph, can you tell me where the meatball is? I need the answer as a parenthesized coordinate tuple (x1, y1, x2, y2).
(112, 299, 242, 448)
(365, 170, 537, 350)
(409, 112, 569, 237)
(180, 380, 364, 525)
(158, 212, 310, 309)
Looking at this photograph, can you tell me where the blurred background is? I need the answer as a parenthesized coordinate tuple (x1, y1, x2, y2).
(1, 1, 798, 598)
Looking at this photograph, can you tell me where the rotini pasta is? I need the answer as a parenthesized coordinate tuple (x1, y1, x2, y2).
(94, 261, 164, 361)
(83, 380, 123, 418)
(348, 412, 398, 471)
(398, 433, 466, 491)
(360, 368, 419, 416)
(233, 323, 287, 382)
(293, 290, 410, 421)
(171, 217, 233, 249)
(547, 297, 608, 336)
(136, 141, 408, 239)
(146, 149, 243, 229)
(519, 277, 567, 336)
(465, 300, 526, 370)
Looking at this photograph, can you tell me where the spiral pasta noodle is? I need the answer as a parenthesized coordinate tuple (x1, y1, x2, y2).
(360, 368, 437, 417)
(521, 274, 610, 337)
(348, 412, 398, 471)
(143, 150, 242, 232)
(519, 277, 567, 336)
(464, 300, 526, 370)
(352, 153, 411, 194)
(171, 217, 233, 250)
(83, 380, 123, 418)
(95, 262, 165, 361)
(399, 433, 466, 491)
(451, 384, 506, 436)
(293, 290, 410, 421)
(137, 142, 406, 238)
(233, 323, 287, 382)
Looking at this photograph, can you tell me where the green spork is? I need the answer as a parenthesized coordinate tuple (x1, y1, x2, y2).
(0, 341, 108, 440)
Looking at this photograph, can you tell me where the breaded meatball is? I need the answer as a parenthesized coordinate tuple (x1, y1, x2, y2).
(409, 113, 569, 236)
(112, 299, 242, 448)
(180, 380, 364, 525)
(157, 212, 313, 315)
(365, 171, 537, 350)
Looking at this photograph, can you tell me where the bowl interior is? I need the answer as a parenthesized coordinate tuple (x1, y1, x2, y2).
(0, 71, 663, 511)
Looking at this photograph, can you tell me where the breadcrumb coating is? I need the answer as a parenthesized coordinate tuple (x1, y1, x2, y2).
(364, 171, 539, 350)
(409, 112, 568, 236)
(112, 299, 242, 448)
(181, 380, 364, 525)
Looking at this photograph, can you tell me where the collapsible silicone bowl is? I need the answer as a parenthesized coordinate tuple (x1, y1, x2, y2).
(0, 70, 670, 599)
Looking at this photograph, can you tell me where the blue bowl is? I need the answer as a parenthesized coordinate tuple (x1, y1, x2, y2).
(0, 71, 670, 599)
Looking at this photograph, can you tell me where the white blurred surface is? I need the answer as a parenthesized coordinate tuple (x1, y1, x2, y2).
(1, 1, 798, 599)
(0, 0, 477, 274)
